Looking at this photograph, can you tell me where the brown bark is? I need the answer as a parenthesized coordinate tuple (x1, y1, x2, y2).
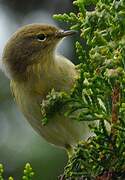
(111, 84, 120, 124)
(111, 83, 120, 136)
(96, 171, 113, 180)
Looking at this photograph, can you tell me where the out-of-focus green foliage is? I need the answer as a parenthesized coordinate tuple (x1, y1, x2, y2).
(0, 164, 4, 180)
(0, 163, 34, 180)
(22, 163, 34, 180)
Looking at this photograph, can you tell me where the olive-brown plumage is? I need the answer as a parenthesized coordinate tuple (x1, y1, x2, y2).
(2, 24, 89, 148)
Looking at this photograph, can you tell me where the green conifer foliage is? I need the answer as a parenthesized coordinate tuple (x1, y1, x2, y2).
(53, 0, 125, 179)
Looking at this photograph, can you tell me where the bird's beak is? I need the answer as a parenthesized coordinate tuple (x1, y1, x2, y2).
(56, 30, 77, 38)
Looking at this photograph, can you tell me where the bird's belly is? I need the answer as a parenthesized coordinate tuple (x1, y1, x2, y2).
(19, 97, 89, 148)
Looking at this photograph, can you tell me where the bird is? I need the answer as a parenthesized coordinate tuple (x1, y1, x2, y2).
(2, 24, 89, 150)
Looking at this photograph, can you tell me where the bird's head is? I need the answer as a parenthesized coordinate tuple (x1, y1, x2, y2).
(2, 24, 76, 80)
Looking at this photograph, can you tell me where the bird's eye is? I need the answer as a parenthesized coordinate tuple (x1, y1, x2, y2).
(36, 34, 46, 41)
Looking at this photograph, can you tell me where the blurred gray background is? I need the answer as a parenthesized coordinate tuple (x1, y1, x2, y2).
(0, 0, 75, 179)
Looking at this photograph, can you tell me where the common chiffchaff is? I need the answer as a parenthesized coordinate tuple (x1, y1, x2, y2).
(2, 24, 89, 149)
